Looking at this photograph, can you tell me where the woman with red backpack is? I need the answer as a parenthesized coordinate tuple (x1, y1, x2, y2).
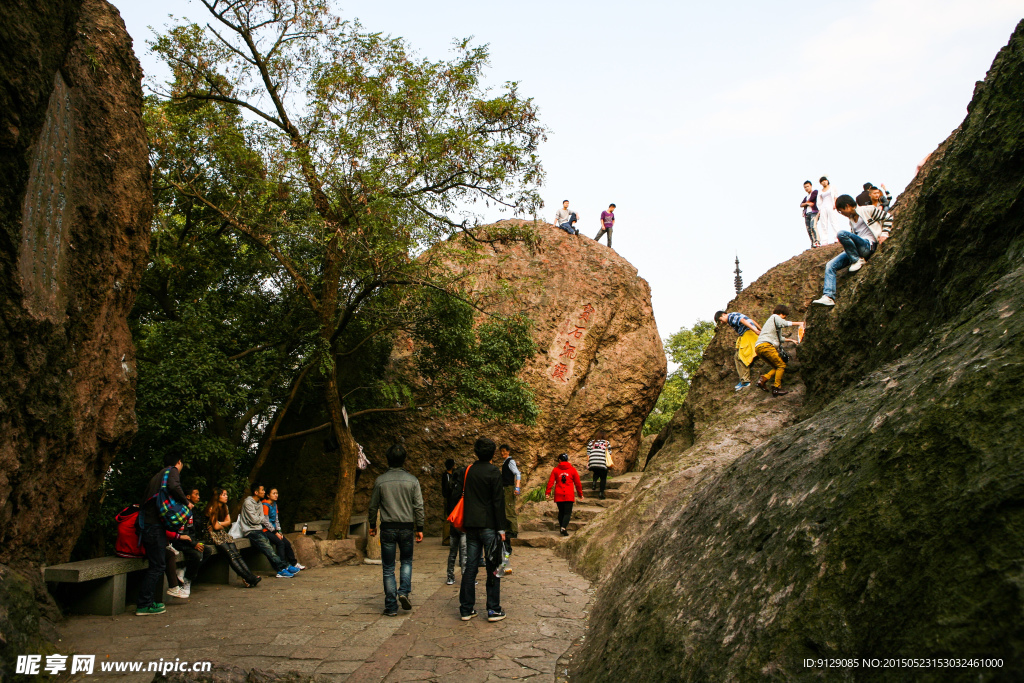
(545, 453, 584, 536)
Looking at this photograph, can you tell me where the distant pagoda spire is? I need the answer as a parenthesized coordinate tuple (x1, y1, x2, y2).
(734, 255, 743, 296)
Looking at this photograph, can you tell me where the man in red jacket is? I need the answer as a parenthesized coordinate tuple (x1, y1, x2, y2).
(546, 454, 584, 536)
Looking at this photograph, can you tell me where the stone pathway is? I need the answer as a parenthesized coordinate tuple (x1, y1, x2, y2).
(57, 544, 591, 682)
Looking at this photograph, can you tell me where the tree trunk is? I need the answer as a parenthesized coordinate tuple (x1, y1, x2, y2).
(325, 366, 358, 539)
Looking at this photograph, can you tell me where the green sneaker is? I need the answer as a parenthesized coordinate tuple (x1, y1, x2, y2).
(152, 602, 165, 609)
(136, 604, 166, 616)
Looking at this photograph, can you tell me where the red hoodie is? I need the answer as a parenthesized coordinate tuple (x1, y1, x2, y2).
(546, 462, 583, 502)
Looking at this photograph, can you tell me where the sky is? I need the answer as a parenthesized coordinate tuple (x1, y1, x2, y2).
(116, 0, 1023, 342)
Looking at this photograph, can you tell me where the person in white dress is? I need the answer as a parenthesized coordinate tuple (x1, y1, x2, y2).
(815, 176, 840, 244)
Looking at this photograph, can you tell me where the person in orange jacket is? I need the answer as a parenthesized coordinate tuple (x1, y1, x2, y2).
(545, 453, 584, 536)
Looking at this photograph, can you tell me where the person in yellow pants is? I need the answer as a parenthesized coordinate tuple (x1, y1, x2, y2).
(715, 310, 762, 390)
(754, 305, 805, 397)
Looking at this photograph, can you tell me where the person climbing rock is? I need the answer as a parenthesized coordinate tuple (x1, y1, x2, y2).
(499, 444, 520, 573)
(812, 195, 893, 307)
(586, 432, 614, 499)
(715, 310, 762, 391)
(546, 453, 584, 535)
(754, 304, 805, 397)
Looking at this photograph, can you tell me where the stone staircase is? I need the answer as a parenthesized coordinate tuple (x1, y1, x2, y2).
(511, 472, 641, 549)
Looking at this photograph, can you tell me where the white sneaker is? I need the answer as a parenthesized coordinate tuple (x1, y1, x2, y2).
(166, 585, 187, 598)
(848, 259, 864, 272)
(812, 296, 835, 306)
(176, 568, 185, 584)
(294, 563, 306, 570)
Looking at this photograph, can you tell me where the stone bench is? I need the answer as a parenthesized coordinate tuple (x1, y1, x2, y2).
(293, 515, 368, 538)
(44, 549, 182, 616)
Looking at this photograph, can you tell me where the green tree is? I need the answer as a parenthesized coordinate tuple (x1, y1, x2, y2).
(643, 320, 715, 436)
(146, 0, 546, 537)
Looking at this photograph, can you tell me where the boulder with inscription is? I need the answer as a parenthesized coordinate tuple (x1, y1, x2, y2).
(0, 0, 151, 672)
(259, 223, 666, 535)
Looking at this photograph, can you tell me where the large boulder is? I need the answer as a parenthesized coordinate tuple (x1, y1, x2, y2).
(568, 20, 1024, 681)
(260, 224, 665, 535)
(0, 0, 150, 671)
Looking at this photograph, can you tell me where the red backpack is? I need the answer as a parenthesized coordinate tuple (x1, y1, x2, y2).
(114, 504, 145, 558)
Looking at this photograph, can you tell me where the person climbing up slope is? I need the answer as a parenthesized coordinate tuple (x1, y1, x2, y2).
(546, 454, 583, 536)
(716, 310, 762, 391)
(754, 304, 805, 397)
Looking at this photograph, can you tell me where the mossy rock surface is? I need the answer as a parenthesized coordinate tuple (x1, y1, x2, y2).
(570, 19, 1024, 682)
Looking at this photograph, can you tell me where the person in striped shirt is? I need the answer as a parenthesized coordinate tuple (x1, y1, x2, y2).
(586, 432, 614, 500)
(813, 195, 894, 307)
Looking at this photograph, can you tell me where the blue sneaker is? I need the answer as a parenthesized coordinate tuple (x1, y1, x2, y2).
(734, 381, 751, 391)
(288, 565, 302, 573)
(276, 569, 294, 578)
(285, 566, 300, 576)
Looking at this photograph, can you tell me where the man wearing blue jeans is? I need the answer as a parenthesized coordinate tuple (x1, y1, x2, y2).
(137, 454, 192, 615)
(239, 483, 298, 579)
(458, 437, 508, 622)
(368, 443, 425, 616)
(813, 194, 893, 307)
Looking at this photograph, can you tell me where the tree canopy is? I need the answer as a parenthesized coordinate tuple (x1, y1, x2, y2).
(643, 320, 715, 436)
(105, 0, 549, 540)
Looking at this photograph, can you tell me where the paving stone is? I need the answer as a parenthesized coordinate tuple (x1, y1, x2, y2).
(58, 544, 592, 683)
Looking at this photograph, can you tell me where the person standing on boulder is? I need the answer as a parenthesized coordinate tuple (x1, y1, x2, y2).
(368, 443, 425, 616)
(546, 453, 584, 535)
(800, 181, 820, 247)
(459, 437, 508, 622)
(754, 305, 805, 397)
(499, 444, 520, 573)
(586, 432, 614, 499)
(594, 203, 615, 246)
(715, 310, 762, 391)
(812, 194, 894, 307)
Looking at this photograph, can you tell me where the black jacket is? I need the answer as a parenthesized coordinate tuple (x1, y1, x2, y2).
(141, 466, 189, 526)
(455, 461, 507, 531)
(441, 470, 457, 515)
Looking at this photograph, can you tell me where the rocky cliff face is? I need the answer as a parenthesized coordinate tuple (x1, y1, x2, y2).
(259, 224, 665, 534)
(567, 21, 1024, 681)
(0, 0, 150, 667)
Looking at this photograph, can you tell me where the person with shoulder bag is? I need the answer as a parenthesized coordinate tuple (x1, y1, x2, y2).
(754, 304, 805, 397)
(135, 454, 193, 615)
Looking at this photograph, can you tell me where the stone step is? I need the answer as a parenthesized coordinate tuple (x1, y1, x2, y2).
(510, 532, 570, 548)
(577, 479, 628, 490)
(520, 518, 587, 533)
(542, 505, 605, 521)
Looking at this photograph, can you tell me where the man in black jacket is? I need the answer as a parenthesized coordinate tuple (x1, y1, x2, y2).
(441, 459, 456, 546)
(137, 454, 192, 615)
(458, 438, 508, 622)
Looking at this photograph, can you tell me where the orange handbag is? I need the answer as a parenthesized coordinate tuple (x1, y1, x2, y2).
(446, 463, 472, 532)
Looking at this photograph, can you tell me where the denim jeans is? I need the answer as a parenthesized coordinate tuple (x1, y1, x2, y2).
(804, 213, 819, 245)
(558, 222, 576, 235)
(264, 531, 297, 565)
(380, 528, 415, 612)
(594, 226, 613, 246)
(459, 528, 501, 616)
(447, 528, 467, 580)
(823, 230, 876, 298)
(245, 530, 288, 571)
(137, 523, 167, 608)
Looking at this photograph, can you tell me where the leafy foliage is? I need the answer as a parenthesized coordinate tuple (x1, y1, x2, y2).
(87, 0, 549, 545)
(643, 320, 715, 436)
